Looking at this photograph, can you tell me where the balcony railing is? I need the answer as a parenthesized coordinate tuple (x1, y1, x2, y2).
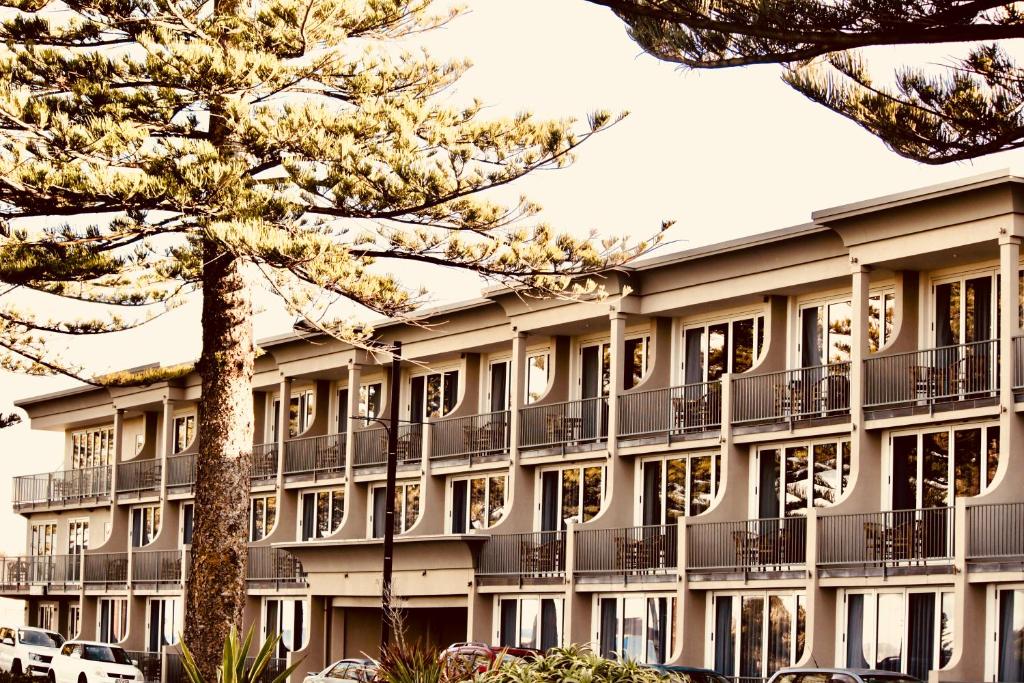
(284, 433, 346, 479)
(116, 459, 161, 496)
(83, 552, 129, 587)
(687, 517, 807, 572)
(967, 502, 1024, 563)
(431, 411, 510, 461)
(817, 507, 954, 569)
(251, 443, 279, 483)
(618, 381, 722, 440)
(1014, 336, 1024, 393)
(166, 454, 196, 489)
(477, 531, 566, 577)
(247, 546, 306, 587)
(352, 423, 423, 467)
(13, 465, 112, 510)
(132, 550, 182, 586)
(575, 525, 678, 575)
(519, 398, 609, 450)
(863, 340, 999, 410)
(0, 554, 81, 590)
(733, 363, 851, 425)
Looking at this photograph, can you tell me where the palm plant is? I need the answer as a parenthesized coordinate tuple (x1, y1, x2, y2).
(477, 646, 674, 683)
(179, 626, 302, 683)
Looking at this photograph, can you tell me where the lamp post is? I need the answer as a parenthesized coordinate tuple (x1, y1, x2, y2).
(380, 340, 401, 656)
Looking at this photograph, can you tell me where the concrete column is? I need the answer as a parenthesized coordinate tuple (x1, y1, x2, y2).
(850, 261, 870, 421)
(486, 330, 533, 533)
(160, 399, 174, 500)
(276, 376, 292, 488)
(111, 409, 124, 505)
(607, 311, 626, 457)
(509, 329, 527, 466)
(994, 234, 1024, 501)
(670, 520, 703, 666)
(797, 510, 835, 668)
(337, 362, 366, 540)
(563, 521, 590, 646)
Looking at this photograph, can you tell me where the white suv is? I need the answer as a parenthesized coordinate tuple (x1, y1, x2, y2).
(0, 626, 65, 677)
(47, 641, 143, 683)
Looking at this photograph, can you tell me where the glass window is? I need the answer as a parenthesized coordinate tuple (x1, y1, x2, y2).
(370, 482, 420, 537)
(597, 595, 673, 665)
(538, 465, 606, 530)
(998, 588, 1024, 682)
(641, 453, 720, 524)
(249, 495, 277, 542)
(714, 592, 805, 679)
(802, 290, 896, 364)
(67, 520, 88, 555)
(301, 489, 344, 541)
(891, 424, 999, 508)
(758, 438, 850, 517)
(526, 352, 550, 405)
(683, 315, 766, 383)
(97, 598, 127, 643)
(71, 426, 114, 468)
(264, 598, 308, 659)
(131, 505, 161, 547)
(413, 371, 460, 419)
(31, 523, 57, 557)
(146, 598, 180, 653)
(450, 474, 506, 533)
(359, 383, 382, 423)
(623, 336, 650, 390)
(498, 597, 562, 651)
(173, 415, 195, 454)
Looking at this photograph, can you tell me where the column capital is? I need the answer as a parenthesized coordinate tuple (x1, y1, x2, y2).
(999, 231, 1022, 246)
(849, 257, 872, 274)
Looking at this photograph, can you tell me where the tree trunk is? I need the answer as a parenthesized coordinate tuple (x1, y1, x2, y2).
(184, 239, 255, 680)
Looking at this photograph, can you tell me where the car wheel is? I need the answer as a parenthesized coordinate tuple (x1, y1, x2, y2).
(47, 671, 56, 683)
(78, 673, 88, 683)
(11, 660, 21, 676)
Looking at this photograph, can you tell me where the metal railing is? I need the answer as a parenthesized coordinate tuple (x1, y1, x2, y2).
(132, 550, 183, 586)
(817, 507, 954, 567)
(247, 546, 306, 587)
(245, 657, 288, 683)
(125, 651, 161, 683)
(477, 531, 566, 577)
(164, 654, 185, 683)
(352, 423, 423, 467)
(83, 552, 129, 587)
(967, 502, 1024, 561)
(431, 411, 510, 461)
(687, 517, 807, 572)
(13, 465, 112, 509)
(575, 525, 678, 574)
(0, 554, 82, 589)
(166, 454, 196, 489)
(618, 381, 722, 439)
(251, 443, 279, 483)
(519, 397, 609, 450)
(284, 433, 346, 478)
(116, 459, 162, 496)
(863, 340, 999, 409)
(733, 363, 851, 425)
(1014, 336, 1024, 391)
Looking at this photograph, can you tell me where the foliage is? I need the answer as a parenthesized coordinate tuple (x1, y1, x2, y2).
(179, 625, 302, 683)
(0, 413, 20, 429)
(374, 640, 475, 683)
(586, 0, 1024, 163)
(0, 669, 38, 683)
(476, 646, 671, 683)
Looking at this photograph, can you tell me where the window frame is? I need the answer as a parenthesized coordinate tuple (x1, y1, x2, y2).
(299, 487, 345, 541)
(368, 480, 421, 538)
(494, 594, 565, 651)
(67, 518, 89, 555)
(755, 437, 852, 518)
(70, 425, 115, 469)
(145, 597, 181, 653)
(30, 521, 58, 557)
(408, 366, 461, 419)
(708, 589, 807, 679)
(637, 451, 722, 525)
(172, 413, 196, 454)
(96, 597, 128, 644)
(535, 462, 608, 531)
(249, 494, 278, 542)
(448, 471, 508, 533)
(680, 313, 767, 384)
(930, 269, 999, 347)
(130, 504, 161, 548)
(525, 350, 551, 405)
(262, 597, 309, 659)
(594, 592, 676, 665)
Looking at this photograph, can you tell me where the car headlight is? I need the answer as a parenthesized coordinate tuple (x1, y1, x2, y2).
(28, 653, 43, 662)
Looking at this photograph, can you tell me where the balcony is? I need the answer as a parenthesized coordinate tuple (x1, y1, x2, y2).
(967, 502, 1024, 571)
(519, 398, 608, 454)
(733, 363, 850, 429)
(251, 443, 279, 484)
(476, 531, 565, 584)
(84, 552, 129, 589)
(0, 555, 81, 593)
(131, 549, 183, 588)
(817, 507, 954, 577)
(352, 424, 422, 468)
(283, 433, 346, 481)
(13, 465, 112, 511)
(863, 340, 998, 416)
(246, 546, 307, 588)
(431, 411, 510, 464)
(574, 525, 677, 579)
(116, 459, 161, 497)
(686, 517, 807, 579)
(166, 454, 195, 491)
(617, 381, 721, 444)
(1013, 336, 1024, 400)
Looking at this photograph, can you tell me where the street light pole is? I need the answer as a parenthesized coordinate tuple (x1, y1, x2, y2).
(380, 340, 402, 656)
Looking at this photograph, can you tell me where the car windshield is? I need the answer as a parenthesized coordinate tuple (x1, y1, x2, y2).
(83, 645, 131, 664)
(19, 630, 63, 648)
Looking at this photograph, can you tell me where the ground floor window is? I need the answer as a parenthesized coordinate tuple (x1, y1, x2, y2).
(147, 598, 181, 652)
(844, 588, 953, 681)
(598, 594, 675, 665)
(371, 482, 420, 538)
(36, 604, 57, 631)
(67, 604, 80, 639)
(712, 591, 805, 679)
(301, 488, 344, 541)
(97, 598, 127, 643)
(263, 598, 308, 659)
(450, 473, 507, 533)
(998, 588, 1024, 682)
(497, 596, 563, 651)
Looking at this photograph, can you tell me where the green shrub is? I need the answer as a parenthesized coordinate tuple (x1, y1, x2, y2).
(373, 640, 475, 683)
(179, 625, 302, 683)
(0, 671, 37, 683)
(476, 646, 671, 683)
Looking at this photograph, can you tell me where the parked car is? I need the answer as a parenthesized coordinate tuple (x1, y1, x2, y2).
(646, 664, 731, 683)
(440, 642, 539, 673)
(302, 658, 377, 683)
(46, 641, 143, 683)
(767, 668, 922, 683)
(0, 626, 65, 677)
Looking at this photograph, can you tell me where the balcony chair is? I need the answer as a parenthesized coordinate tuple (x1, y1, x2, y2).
(672, 393, 710, 431)
(545, 414, 581, 445)
(732, 530, 759, 568)
(521, 537, 560, 574)
(863, 522, 885, 562)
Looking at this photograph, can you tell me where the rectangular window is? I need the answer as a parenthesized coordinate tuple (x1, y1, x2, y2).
(97, 598, 127, 643)
(131, 505, 161, 548)
(371, 482, 420, 538)
(623, 336, 651, 390)
(173, 415, 195, 454)
(360, 382, 382, 423)
(71, 426, 115, 469)
(713, 592, 805, 679)
(450, 474, 507, 533)
(337, 388, 349, 434)
(998, 588, 1024, 682)
(596, 595, 673, 665)
(147, 598, 180, 653)
(67, 604, 80, 640)
(489, 360, 511, 412)
(757, 438, 850, 517)
(526, 352, 550, 405)
(411, 371, 460, 419)
(301, 489, 344, 541)
(539, 465, 605, 530)
(67, 520, 88, 555)
(891, 424, 999, 508)
(30, 523, 57, 557)
(264, 598, 308, 659)
(36, 604, 57, 631)
(683, 315, 766, 383)
(182, 503, 194, 545)
(250, 495, 277, 542)
(640, 452, 721, 524)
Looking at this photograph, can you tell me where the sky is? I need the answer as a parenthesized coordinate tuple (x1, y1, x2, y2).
(1, 0, 1023, 591)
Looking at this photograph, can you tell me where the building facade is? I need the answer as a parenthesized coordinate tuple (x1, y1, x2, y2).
(7, 171, 1024, 682)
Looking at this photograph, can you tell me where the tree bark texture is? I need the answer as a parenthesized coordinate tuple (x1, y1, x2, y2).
(184, 240, 255, 680)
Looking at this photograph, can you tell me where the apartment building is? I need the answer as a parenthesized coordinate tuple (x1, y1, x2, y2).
(6, 170, 1024, 683)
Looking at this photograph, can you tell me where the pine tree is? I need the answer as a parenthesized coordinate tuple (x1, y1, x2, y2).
(0, 0, 656, 674)
(586, 0, 1024, 163)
